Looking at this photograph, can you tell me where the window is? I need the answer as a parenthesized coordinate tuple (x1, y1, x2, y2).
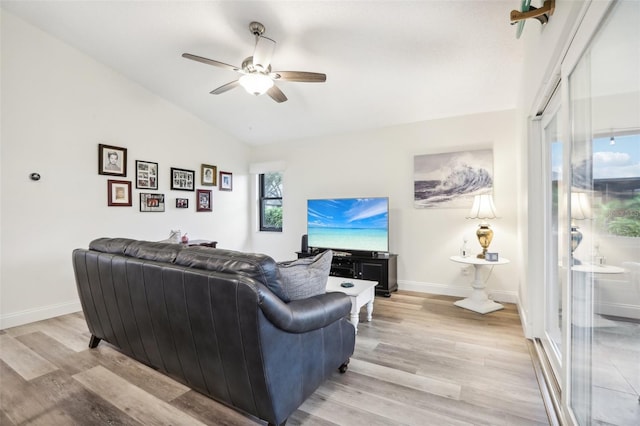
(259, 172, 283, 232)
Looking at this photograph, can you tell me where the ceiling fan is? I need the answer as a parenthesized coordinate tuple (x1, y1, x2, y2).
(182, 21, 326, 103)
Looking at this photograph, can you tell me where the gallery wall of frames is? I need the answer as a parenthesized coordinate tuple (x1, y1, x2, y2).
(98, 143, 233, 213)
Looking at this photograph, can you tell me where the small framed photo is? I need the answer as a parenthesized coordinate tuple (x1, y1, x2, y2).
(170, 167, 195, 191)
(140, 193, 165, 212)
(176, 198, 189, 209)
(201, 164, 217, 186)
(99, 144, 127, 176)
(485, 252, 499, 262)
(197, 189, 212, 212)
(219, 171, 233, 191)
(107, 180, 132, 206)
(136, 160, 158, 189)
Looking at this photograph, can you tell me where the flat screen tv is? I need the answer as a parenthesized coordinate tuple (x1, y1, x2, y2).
(307, 197, 389, 253)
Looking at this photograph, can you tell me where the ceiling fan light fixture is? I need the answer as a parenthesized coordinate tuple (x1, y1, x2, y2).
(183, 21, 326, 103)
(239, 73, 274, 95)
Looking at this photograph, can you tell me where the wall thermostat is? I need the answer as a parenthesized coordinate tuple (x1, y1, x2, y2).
(486, 252, 499, 262)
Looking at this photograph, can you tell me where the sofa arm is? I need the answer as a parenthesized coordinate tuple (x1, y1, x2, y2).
(258, 288, 352, 333)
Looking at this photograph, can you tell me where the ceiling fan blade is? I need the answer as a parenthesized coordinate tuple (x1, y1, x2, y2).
(272, 71, 326, 83)
(210, 80, 240, 95)
(267, 85, 288, 103)
(182, 53, 239, 72)
(253, 36, 275, 70)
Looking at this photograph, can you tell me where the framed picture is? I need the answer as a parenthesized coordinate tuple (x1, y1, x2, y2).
(99, 144, 127, 176)
(413, 149, 493, 209)
(219, 171, 233, 191)
(140, 193, 165, 212)
(201, 164, 217, 186)
(170, 167, 195, 191)
(107, 180, 132, 206)
(176, 198, 189, 209)
(485, 252, 499, 262)
(197, 189, 212, 212)
(136, 160, 158, 189)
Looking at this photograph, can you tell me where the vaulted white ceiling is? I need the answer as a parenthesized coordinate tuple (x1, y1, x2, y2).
(1, 1, 525, 145)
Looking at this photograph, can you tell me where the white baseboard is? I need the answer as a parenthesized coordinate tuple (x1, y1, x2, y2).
(0, 300, 82, 330)
(490, 289, 519, 304)
(399, 280, 468, 297)
(398, 280, 519, 304)
(516, 296, 535, 338)
(1, 283, 524, 330)
(595, 301, 640, 320)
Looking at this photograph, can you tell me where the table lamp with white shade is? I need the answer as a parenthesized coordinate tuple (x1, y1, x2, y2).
(467, 194, 498, 259)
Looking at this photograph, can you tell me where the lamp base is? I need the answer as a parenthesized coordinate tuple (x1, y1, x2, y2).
(571, 225, 582, 253)
(476, 224, 494, 259)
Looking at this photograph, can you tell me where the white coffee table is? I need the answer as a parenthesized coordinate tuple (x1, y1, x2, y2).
(326, 276, 377, 333)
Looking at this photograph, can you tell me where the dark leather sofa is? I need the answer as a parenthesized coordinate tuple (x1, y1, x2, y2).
(72, 238, 355, 426)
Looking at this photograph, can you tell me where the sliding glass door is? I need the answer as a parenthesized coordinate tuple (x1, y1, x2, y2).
(565, 1, 640, 424)
(535, 1, 639, 424)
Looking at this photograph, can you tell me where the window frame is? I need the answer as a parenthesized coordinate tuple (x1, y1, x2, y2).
(259, 172, 283, 232)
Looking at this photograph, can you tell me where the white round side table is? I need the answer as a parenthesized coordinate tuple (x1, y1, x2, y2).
(449, 255, 510, 314)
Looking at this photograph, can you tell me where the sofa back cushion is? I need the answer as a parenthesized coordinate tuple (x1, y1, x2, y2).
(124, 240, 185, 263)
(277, 250, 333, 301)
(88, 237, 137, 255)
(89, 238, 185, 263)
(175, 246, 288, 301)
(87, 238, 289, 302)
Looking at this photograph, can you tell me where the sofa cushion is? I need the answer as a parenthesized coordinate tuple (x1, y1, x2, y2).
(277, 250, 333, 301)
(175, 246, 288, 301)
(124, 240, 185, 263)
(89, 237, 137, 255)
(89, 238, 185, 263)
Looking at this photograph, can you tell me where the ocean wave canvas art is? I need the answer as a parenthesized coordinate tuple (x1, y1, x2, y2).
(414, 149, 493, 208)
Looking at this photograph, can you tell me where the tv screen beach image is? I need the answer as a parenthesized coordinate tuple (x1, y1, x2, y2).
(307, 197, 389, 252)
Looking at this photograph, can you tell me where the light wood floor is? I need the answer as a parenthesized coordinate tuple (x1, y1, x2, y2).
(0, 291, 549, 425)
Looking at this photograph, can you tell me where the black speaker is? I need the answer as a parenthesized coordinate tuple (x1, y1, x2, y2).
(301, 234, 309, 253)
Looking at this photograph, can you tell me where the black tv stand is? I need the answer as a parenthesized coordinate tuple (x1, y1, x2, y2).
(297, 250, 398, 297)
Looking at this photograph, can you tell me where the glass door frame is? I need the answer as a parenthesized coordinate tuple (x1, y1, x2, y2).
(558, 1, 616, 424)
(526, 1, 617, 424)
(539, 91, 564, 381)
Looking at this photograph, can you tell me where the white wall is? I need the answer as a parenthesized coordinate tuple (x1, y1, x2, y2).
(250, 110, 520, 302)
(0, 11, 251, 328)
